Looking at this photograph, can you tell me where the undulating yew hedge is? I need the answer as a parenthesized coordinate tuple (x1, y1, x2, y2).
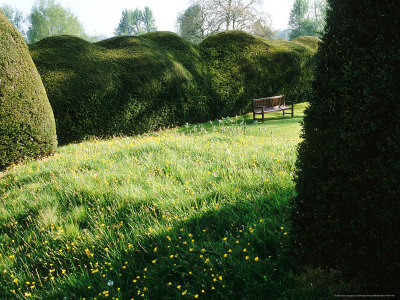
(0, 10, 57, 170)
(29, 31, 319, 145)
(201, 32, 318, 117)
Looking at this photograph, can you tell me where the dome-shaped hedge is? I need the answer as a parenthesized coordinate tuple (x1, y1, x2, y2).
(0, 10, 57, 170)
(29, 32, 210, 145)
(29, 31, 318, 145)
(200, 31, 319, 117)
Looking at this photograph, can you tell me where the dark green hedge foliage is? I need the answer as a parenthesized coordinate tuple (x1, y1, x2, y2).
(292, 0, 400, 293)
(201, 32, 318, 117)
(29, 31, 319, 145)
(0, 10, 57, 170)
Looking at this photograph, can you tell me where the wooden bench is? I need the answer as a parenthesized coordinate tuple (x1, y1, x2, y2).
(252, 95, 293, 123)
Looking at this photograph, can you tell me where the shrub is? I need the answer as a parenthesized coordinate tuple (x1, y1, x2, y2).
(291, 0, 400, 293)
(0, 10, 57, 170)
(29, 32, 210, 145)
(200, 31, 319, 117)
(29, 31, 318, 145)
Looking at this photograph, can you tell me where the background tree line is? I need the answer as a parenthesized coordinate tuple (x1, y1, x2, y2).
(177, 0, 327, 43)
(0, 0, 157, 43)
(2, 0, 327, 45)
(288, 0, 327, 40)
(1, 0, 89, 43)
(114, 7, 156, 36)
(177, 0, 273, 43)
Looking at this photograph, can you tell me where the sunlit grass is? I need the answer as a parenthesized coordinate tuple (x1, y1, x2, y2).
(0, 103, 348, 299)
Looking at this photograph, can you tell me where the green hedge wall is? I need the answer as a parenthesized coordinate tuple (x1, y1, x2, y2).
(0, 10, 57, 170)
(29, 31, 319, 145)
(29, 32, 211, 145)
(291, 0, 400, 293)
(200, 32, 319, 117)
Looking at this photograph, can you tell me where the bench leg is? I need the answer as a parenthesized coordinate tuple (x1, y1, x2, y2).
(253, 111, 255, 121)
(262, 110, 264, 123)
(291, 105, 294, 117)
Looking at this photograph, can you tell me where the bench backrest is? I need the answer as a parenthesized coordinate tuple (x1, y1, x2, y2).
(253, 95, 285, 109)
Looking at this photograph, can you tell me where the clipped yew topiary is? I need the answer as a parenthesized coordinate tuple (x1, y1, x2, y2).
(29, 31, 318, 145)
(0, 10, 57, 170)
(29, 32, 211, 145)
(291, 0, 400, 292)
(200, 31, 319, 117)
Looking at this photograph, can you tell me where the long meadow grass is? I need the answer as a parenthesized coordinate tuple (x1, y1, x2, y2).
(0, 103, 348, 299)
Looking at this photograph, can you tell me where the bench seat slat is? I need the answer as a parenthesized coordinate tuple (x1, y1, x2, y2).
(254, 106, 291, 114)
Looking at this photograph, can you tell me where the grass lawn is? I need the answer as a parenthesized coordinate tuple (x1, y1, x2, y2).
(0, 103, 348, 299)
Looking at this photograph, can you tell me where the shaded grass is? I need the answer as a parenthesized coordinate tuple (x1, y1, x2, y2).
(0, 103, 350, 299)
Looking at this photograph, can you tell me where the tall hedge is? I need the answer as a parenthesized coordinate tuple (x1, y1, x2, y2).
(200, 32, 318, 117)
(0, 10, 57, 170)
(29, 32, 211, 145)
(29, 31, 318, 145)
(291, 0, 400, 293)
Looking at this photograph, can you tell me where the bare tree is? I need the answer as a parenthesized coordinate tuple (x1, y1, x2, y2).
(178, 0, 267, 42)
(213, 0, 263, 31)
(194, 0, 223, 37)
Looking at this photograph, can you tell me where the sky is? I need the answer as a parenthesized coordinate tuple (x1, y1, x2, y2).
(1, 0, 294, 37)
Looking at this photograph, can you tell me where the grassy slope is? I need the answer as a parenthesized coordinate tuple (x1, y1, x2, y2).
(0, 104, 348, 299)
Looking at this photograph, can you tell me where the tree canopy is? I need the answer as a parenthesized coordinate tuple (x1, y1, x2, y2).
(177, 0, 272, 42)
(177, 4, 204, 43)
(288, 0, 327, 40)
(27, 0, 87, 43)
(115, 7, 157, 36)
